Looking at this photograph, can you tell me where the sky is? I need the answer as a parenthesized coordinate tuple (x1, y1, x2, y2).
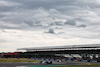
(0, 0, 100, 52)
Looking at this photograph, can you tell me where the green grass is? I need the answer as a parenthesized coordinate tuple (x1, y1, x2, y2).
(0, 58, 40, 62)
(1, 58, 100, 67)
(25, 63, 100, 67)
(26, 65, 67, 67)
(53, 63, 100, 67)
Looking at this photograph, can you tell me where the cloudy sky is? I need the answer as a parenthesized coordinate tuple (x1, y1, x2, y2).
(0, 0, 100, 52)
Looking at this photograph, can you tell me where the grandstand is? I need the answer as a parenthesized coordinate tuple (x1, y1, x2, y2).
(16, 44, 100, 60)
(2, 44, 100, 62)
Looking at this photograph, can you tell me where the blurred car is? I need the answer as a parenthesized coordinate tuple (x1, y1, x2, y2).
(40, 59, 52, 64)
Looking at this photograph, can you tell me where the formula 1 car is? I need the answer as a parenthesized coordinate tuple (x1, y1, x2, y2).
(40, 60, 52, 64)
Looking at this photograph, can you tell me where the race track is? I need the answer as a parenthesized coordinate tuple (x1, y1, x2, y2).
(0, 61, 90, 67)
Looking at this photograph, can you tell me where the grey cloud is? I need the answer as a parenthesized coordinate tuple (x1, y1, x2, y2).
(0, 15, 5, 18)
(58, 32, 64, 34)
(75, 18, 86, 22)
(48, 29, 55, 34)
(11, 0, 76, 10)
(55, 27, 62, 29)
(78, 24, 87, 28)
(0, 23, 31, 30)
(55, 21, 63, 26)
(0, 0, 100, 34)
(23, 19, 41, 27)
(64, 20, 76, 26)
(44, 29, 55, 34)
(0, 6, 16, 12)
(0, 0, 22, 13)
(1, 0, 99, 14)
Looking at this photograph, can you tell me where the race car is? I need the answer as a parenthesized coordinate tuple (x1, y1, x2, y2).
(40, 59, 52, 64)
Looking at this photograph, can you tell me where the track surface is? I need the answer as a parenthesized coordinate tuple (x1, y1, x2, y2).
(0, 61, 90, 67)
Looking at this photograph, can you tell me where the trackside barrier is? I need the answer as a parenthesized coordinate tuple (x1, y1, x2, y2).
(87, 60, 92, 62)
(35, 58, 37, 60)
(54, 59, 57, 60)
(90, 60, 92, 62)
(72, 59, 74, 61)
(40, 59, 42, 60)
(80, 60, 83, 62)
(66, 59, 68, 61)
(45, 58, 47, 60)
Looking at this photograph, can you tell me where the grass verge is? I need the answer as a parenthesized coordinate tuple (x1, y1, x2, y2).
(0, 58, 40, 62)
(54, 63, 100, 67)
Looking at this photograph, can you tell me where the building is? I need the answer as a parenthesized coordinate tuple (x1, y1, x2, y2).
(16, 44, 100, 60)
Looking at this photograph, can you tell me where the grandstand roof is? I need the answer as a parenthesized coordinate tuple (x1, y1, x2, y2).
(17, 44, 100, 51)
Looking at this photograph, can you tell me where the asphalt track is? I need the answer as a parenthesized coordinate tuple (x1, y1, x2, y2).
(0, 61, 91, 67)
